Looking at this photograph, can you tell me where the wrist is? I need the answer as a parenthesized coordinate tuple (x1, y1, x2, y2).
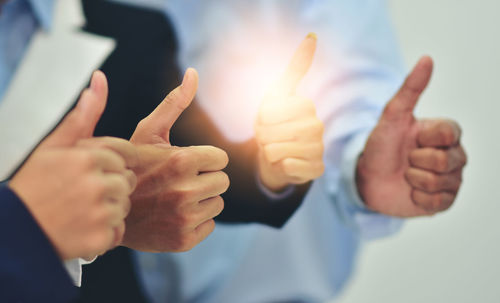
(355, 154, 381, 212)
(257, 151, 288, 192)
(355, 154, 369, 206)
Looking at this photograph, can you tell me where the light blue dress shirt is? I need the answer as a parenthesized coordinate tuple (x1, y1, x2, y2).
(131, 1, 408, 302)
(0, 0, 54, 102)
(0, 0, 408, 301)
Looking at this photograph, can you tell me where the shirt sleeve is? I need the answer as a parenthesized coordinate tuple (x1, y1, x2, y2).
(64, 257, 97, 287)
(0, 185, 78, 302)
(294, 0, 407, 240)
(167, 0, 408, 235)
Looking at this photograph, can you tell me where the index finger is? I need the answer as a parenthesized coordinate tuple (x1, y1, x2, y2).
(417, 119, 462, 147)
(83, 148, 127, 173)
(274, 33, 317, 97)
(77, 137, 139, 169)
(183, 145, 229, 173)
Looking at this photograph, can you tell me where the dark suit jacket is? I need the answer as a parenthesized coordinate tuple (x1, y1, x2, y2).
(0, 185, 78, 303)
(80, 0, 311, 302)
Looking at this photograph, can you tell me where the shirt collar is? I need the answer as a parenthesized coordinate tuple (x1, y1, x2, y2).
(28, 0, 55, 30)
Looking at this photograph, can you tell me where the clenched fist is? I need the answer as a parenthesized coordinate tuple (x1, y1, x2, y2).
(255, 34, 325, 192)
(125, 68, 230, 252)
(9, 71, 135, 260)
(356, 57, 467, 217)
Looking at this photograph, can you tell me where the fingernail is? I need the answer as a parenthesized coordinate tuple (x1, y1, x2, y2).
(307, 32, 318, 40)
(182, 68, 193, 86)
(90, 71, 99, 91)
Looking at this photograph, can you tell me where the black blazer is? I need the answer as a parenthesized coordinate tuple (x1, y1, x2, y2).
(0, 186, 78, 303)
(80, 0, 311, 302)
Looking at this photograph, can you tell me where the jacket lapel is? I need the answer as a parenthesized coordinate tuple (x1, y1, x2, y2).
(0, 0, 115, 180)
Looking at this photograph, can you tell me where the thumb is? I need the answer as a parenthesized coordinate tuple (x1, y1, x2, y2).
(383, 56, 433, 119)
(138, 68, 198, 142)
(271, 33, 317, 98)
(41, 70, 108, 148)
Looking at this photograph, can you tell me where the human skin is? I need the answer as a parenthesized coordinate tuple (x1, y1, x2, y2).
(9, 71, 136, 260)
(82, 69, 229, 252)
(356, 56, 467, 216)
(256, 38, 465, 216)
(255, 34, 325, 192)
(125, 68, 229, 252)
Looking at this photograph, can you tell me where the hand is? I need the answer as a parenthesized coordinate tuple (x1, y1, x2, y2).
(125, 68, 229, 252)
(9, 71, 135, 260)
(356, 57, 467, 217)
(255, 34, 325, 192)
(76, 136, 140, 249)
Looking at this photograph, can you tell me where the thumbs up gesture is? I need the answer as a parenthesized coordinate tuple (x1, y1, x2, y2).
(256, 34, 325, 192)
(356, 57, 467, 217)
(124, 68, 229, 252)
(9, 71, 136, 260)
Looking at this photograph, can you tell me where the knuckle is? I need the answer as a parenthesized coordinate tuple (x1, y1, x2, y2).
(94, 137, 115, 149)
(118, 175, 132, 194)
(176, 212, 195, 227)
(218, 149, 229, 168)
(94, 230, 112, 252)
(93, 205, 113, 224)
(423, 173, 439, 192)
(432, 194, 444, 209)
(459, 146, 468, 166)
(170, 187, 195, 205)
(410, 189, 420, 205)
(199, 220, 216, 241)
(263, 145, 274, 161)
(88, 178, 108, 200)
(433, 193, 452, 211)
(171, 233, 196, 252)
(125, 170, 138, 192)
(214, 196, 225, 216)
(218, 172, 230, 193)
(435, 151, 449, 172)
(310, 119, 324, 135)
(281, 160, 296, 176)
(169, 149, 194, 173)
(206, 219, 216, 233)
(77, 151, 97, 170)
(120, 197, 132, 217)
(438, 123, 456, 145)
(84, 230, 110, 254)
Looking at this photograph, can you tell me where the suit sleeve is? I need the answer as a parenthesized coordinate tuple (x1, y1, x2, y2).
(0, 185, 78, 302)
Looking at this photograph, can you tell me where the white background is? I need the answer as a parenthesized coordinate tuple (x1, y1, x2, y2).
(336, 1, 500, 302)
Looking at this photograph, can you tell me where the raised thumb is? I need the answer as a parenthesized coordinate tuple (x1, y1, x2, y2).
(383, 56, 433, 119)
(41, 70, 108, 148)
(132, 68, 198, 144)
(271, 33, 317, 99)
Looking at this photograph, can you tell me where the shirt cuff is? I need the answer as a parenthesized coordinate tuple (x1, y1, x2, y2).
(64, 256, 97, 287)
(340, 131, 371, 209)
(256, 173, 295, 201)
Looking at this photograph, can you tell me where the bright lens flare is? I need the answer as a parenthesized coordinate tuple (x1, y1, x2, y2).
(195, 26, 323, 142)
